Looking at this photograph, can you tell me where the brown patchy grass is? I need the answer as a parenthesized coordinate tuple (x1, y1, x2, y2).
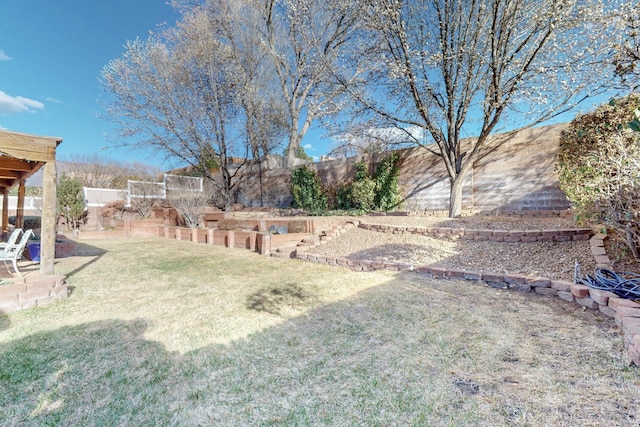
(0, 237, 638, 426)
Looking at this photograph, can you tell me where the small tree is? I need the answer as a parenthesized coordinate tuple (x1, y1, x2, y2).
(348, 162, 376, 210)
(165, 178, 213, 228)
(57, 174, 86, 234)
(128, 180, 164, 219)
(557, 93, 640, 258)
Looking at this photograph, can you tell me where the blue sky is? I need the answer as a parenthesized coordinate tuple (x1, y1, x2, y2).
(0, 1, 616, 171)
(0, 1, 184, 167)
(0, 1, 331, 168)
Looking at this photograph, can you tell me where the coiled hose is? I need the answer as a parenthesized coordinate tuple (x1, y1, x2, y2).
(574, 261, 640, 300)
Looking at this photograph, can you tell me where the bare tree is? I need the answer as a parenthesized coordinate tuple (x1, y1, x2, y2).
(336, 0, 624, 217)
(128, 179, 165, 219)
(101, 7, 251, 210)
(261, 0, 364, 166)
(166, 178, 214, 228)
(613, 5, 640, 91)
(60, 154, 161, 189)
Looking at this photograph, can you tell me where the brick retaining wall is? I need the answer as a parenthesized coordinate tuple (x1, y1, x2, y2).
(0, 275, 68, 313)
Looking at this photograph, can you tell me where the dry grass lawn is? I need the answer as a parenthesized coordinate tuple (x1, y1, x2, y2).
(0, 237, 638, 426)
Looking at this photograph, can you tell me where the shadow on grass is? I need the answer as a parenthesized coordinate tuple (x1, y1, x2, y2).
(0, 311, 8, 331)
(56, 241, 108, 280)
(0, 276, 637, 426)
(246, 283, 315, 316)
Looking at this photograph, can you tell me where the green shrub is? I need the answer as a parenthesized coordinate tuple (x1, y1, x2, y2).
(556, 93, 640, 258)
(349, 163, 376, 210)
(374, 153, 402, 211)
(290, 165, 327, 212)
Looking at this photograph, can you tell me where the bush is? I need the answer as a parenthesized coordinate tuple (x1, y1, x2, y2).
(349, 163, 376, 210)
(290, 165, 327, 212)
(556, 93, 640, 258)
(374, 153, 402, 211)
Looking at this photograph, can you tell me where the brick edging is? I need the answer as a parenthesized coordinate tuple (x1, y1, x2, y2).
(357, 222, 593, 242)
(295, 227, 640, 366)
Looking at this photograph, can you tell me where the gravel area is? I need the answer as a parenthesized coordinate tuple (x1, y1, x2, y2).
(358, 213, 581, 230)
(306, 215, 596, 280)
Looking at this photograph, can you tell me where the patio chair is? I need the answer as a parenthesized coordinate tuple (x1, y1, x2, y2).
(0, 228, 23, 250)
(0, 229, 33, 275)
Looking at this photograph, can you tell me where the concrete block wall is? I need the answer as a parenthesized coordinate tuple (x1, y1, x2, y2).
(0, 275, 68, 313)
(236, 123, 570, 212)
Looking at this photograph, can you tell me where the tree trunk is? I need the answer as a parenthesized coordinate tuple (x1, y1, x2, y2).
(448, 175, 465, 218)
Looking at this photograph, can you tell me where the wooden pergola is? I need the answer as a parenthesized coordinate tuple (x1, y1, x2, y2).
(0, 130, 61, 276)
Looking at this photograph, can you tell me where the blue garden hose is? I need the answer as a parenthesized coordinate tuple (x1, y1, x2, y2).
(575, 261, 640, 300)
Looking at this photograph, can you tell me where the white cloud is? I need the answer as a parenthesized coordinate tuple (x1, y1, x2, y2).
(0, 90, 44, 114)
(303, 143, 315, 151)
(0, 50, 11, 61)
(46, 97, 63, 104)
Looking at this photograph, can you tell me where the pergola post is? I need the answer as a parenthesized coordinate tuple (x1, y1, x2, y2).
(16, 180, 25, 229)
(40, 161, 57, 276)
(2, 188, 8, 239)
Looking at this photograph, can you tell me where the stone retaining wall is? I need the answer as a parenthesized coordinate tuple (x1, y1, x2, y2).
(0, 275, 68, 313)
(358, 223, 593, 242)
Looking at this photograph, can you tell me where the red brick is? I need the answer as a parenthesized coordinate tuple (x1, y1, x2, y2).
(599, 304, 617, 318)
(445, 268, 467, 279)
(507, 230, 526, 237)
(622, 317, 640, 334)
(524, 230, 542, 237)
(590, 246, 607, 256)
(609, 298, 640, 310)
(511, 284, 532, 293)
(0, 284, 26, 297)
(430, 267, 448, 278)
(19, 289, 51, 303)
(535, 287, 558, 296)
(492, 230, 509, 237)
(527, 277, 551, 287)
(537, 235, 555, 242)
(52, 285, 69, 298)
(551, 280, 572, 292)
(505, 274, 528, 285)
(570, 284, 591, 298)
(482, 272, 505, 282)
(520, 236, 539, 243)
(588, 289, 617, 305)
(463, 271, 483, 280)
(575, 228, 592, 235)
(553, 235, 572, 242)
(594, 255, 611, 265)
(572, 234, 591, 241)
(503, 236, 522, 243)
(477, 229, 493, 236)
(576, 296, 598, 310)
(414, 265, 432, 275)
(371, 261, 386, 270)
(616, 307, 640, 318)
(26, 281, 55, 293)
(558, 291, 575, 302)
(397, 263, 414, 271)
(463, 229, 478, 236)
